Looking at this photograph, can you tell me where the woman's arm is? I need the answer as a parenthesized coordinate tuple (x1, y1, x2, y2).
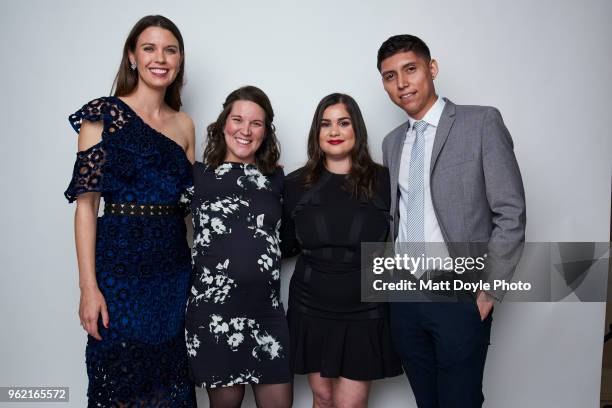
(74, 120, 109, 340)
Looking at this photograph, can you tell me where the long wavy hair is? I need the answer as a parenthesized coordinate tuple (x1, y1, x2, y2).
(303, 93, 380, 199)
(203, 86, 281, 175)
(112, 15, 185, 111)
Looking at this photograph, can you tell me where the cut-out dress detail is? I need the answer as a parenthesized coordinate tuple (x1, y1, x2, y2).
(64, 97, 195, 407)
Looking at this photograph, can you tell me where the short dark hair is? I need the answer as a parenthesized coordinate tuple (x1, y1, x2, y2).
(302, 93, 381, 199)
(377, 34, 431, 71)
(203, 86, 280, 175)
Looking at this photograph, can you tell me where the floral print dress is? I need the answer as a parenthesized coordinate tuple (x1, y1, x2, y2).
(184, 162, 291, 388)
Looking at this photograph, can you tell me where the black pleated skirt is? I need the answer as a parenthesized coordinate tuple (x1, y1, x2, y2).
(287, 308, 403, 381)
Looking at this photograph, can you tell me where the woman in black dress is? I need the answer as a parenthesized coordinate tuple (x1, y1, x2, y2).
(184, 86, 292, 408)
(281, 93, 402, 407)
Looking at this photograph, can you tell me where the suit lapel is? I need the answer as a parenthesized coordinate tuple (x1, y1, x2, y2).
(430, 98, 456, 174)
(390, 122, 409, 189)
(389, 122, 408, 240)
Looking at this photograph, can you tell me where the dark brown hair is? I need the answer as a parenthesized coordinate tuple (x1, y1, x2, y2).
(377, 34, 431, 71)
(303, 93, 380, 199)
(112, 15, 185, 111)
(203, 86, 281, 175)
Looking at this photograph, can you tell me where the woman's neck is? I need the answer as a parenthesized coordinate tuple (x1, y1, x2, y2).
(122, 83, 167, 118)
(324, 156, 351, 174)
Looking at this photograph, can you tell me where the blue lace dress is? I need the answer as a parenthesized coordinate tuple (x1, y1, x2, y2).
(64, 96, 196, 407)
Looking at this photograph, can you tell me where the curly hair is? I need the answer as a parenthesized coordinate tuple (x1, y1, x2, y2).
(302, 93, 381, 199)
(203, 86, 281, 175)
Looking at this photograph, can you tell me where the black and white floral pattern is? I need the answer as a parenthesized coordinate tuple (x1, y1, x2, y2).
(192, 196, 248, 251)
(189, 259, 237, 305)
(249, 215, 282, 308)
(238, 166, 270, 190)
(185, 162, 291, 388)
(185, 330, 201, 357)
(206, 314, 283, 360)
(202, 369, 263, 389)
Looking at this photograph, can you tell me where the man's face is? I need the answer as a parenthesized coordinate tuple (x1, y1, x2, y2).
(380, 50, 438, 119)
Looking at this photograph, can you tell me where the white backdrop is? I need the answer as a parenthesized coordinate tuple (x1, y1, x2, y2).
(1, 1, 611, 407)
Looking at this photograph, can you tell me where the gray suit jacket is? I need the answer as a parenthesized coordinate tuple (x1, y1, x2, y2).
(382, 98, 526, 300)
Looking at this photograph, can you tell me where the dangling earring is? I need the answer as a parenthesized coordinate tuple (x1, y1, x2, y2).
(130, 62, 137, 70)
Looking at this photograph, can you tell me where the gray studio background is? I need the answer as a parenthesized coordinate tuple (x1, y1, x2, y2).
(1, 0, 611, 407)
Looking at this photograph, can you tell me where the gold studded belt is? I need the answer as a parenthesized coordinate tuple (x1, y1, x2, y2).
(104, 202, 182, 216)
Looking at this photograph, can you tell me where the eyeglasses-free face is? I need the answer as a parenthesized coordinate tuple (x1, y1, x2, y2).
(128, 26, 182, 90)
(318, 103, 356, 162)
(380, 50, 438, 120)
(223, 100, 267, 164)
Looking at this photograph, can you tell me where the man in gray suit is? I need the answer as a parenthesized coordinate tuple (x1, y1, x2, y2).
(378, 35, 526, 407)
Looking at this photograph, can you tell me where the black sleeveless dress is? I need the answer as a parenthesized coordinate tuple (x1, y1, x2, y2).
(281, 166, 402, 380)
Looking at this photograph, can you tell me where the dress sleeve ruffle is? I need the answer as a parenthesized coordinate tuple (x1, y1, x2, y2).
(68, 98, 107, 134)
(64, 97, 135, 202)
(64, 143, 107, 202)
(64, 98, 111, 202)
(65, 97, 193, 204)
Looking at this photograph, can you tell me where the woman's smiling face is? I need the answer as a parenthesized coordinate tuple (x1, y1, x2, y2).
(223, 100, 266, 164)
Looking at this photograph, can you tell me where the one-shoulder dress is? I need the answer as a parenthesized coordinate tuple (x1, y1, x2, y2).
(64, 96, 195, 407)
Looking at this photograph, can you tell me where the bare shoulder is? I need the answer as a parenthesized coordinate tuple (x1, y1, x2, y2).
(169, 110, 193, 133)
(175, 111, 195, 130)
(168, 110, 195, 147)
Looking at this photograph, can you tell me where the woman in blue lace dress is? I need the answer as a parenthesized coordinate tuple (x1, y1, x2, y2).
(64, 15, 196, 406)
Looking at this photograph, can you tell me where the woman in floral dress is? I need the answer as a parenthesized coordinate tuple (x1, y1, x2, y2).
(184, 86, 292, 407)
